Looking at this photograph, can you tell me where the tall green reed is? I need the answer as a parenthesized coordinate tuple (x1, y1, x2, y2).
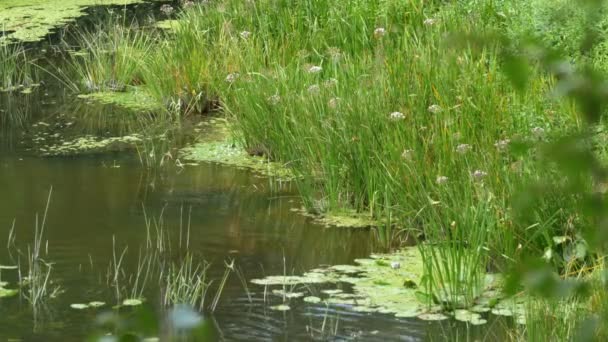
(0, 43, 36, 91)
(61, 18, 157, 93)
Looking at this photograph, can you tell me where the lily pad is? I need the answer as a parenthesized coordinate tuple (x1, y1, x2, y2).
(470, 316, 488, 325)
(491, 308, 513, 316)
(251, 246, 525, 323)
(418, 313, 449, 321)
(303, 296, 322, 304)
(470, 304, 491, 313)
(269, 304, 290, 311)
(453, 309, 481, 323)
(394, 308, 423, 317)
(321, 289, 343, 295)
(272, 289, 305, 298)
(88, 301, 106, 308)
(251, 274, 331, 286)
(122, 298, 144, 306)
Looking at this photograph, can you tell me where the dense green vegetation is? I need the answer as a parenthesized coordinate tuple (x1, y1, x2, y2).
(55, 0, 608, 339)
(4, 0, 608, 339)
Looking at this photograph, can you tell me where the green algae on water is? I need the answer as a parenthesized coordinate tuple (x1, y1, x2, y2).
(289, 206, 379, 229)
(179, 118, 293, 179)
(36, 134, 142, 157)
(77, 88, 159, 112)
(0, 0, 145, 45)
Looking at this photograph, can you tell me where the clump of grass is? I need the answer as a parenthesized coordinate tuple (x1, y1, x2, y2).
(139, 13, 216, 117)
(8, 188, 62, 307)
(61, 17, 157, 94)
(516, 298, 585, 341)
(162, 254, 210, 310)
(419, 196, 495, 308)
(0, 43, 36, 91)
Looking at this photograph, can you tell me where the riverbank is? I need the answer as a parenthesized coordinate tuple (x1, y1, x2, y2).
(3, 0, 608, 339)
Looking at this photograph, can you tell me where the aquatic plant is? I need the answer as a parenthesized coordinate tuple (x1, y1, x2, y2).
(61, 17, 157, 94)
(8, 189, 62, 307)
(161, 254, 210, 310)
(0, 43, 36, 91)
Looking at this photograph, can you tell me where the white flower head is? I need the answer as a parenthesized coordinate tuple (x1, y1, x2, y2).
(308, 65, 323, 74)
(328, 97, 341, 109)
(472, 170, 488, 181)
(240, 31, 251, 39)
(436, 176, 449, 185)
(532, 127, 545, 138)
(456, 144, 471, 154)
(267, 95, 281, 105)
(428, 104, 442, 114)
(494, 139, 510, 151)
(160, 4, 174, 15)
(225, 72, 240, 83)
(307, 84, 320, 94)
(374, 27, 386, 38)
(327, 47, 342, 61)
(183, 1, 195, 9)
(401, 149, 414, 160)
(323, 78, 338, 88)
(423, 18, 438, 26)
(389, 111, 406, 121)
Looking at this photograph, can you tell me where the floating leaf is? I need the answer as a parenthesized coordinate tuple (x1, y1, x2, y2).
(353, 305, 379, 313)
(321, 289, 343, 295)
(70, 303, 89, 309)
(88, 301, 106, 308)
(251, 274, 330, 286)
(470, 316, 488, 325)
(394, 308, 422, 317)
(272, 289, 304, 298)
(491, 308, 513, 316)
(470, 304, 491, 313)
(418, 313, 449, 321)
(453, 309, 483, 324)
(122, 298, 144, 306)
(329, 265, 360, 273)
(303, 296, 322, 304)
(269, 304, 290, 311)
